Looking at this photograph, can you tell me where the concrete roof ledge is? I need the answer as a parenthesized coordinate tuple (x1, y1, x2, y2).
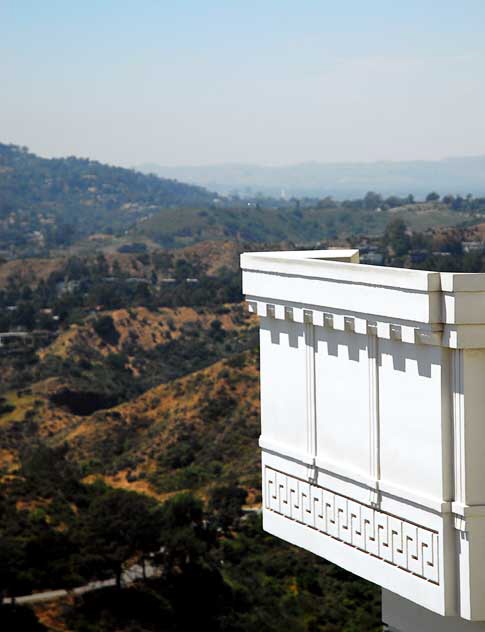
(241, 250, 442, 292)
(241, 249, 485, 338)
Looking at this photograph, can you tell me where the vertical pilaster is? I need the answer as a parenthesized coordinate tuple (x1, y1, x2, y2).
(368, 325, 380, 504)
(452, 349, 465, 507)
(304, 315, 317, 480)
(452, 348, 485, 620)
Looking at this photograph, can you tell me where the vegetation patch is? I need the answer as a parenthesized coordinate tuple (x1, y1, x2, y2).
(49, 389, 119, 416)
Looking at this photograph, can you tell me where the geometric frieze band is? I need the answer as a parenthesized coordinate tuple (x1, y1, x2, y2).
(247, 300, 442, 346)
(265, 467, 439, 584)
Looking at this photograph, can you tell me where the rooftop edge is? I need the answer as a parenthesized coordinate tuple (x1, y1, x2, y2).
(241, 250, 442, 292)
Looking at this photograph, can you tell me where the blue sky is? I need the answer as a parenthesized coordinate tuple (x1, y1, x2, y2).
(2, 1, 485, 166)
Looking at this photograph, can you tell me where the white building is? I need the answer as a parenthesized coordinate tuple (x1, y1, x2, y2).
(241, 249, 485, 631)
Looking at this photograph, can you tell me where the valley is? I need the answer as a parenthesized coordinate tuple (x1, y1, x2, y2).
(1, 145, 485, 632)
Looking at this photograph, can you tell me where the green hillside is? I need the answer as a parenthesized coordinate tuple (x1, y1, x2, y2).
(0, 143, 214, 253)
(134, 200, 472, 248)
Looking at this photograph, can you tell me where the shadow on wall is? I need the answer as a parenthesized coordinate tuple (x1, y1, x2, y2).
(263, 317, 440, 378)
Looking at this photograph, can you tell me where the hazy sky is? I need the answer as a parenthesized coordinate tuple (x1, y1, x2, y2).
(2, 1, 485, 167)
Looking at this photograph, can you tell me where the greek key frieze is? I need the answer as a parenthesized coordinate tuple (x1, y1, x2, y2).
(265, 467, 439, 584)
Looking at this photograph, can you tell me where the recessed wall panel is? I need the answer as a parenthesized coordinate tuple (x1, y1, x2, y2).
(379, 340, 445, 501)
(314, 327, 370, 476)
(259, 317, 308, 455)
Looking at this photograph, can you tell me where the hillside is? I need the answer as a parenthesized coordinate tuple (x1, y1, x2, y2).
(134, 199, 473, 247)
(0, 143, 215, 255)
(64, 349, 261, 497)
(0, 350, 261, 499)
(0, 303, 258, 483)
(0, 239, 244, 291)
(2, 143, 484, 257)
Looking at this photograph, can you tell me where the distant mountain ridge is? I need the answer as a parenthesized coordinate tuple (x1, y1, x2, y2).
(139, 156, 485, 198)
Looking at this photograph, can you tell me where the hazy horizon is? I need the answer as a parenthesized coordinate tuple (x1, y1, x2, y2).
(5, 145, 485, 171)
(139, 154, 485, 170)
(2, 1, 485, 168)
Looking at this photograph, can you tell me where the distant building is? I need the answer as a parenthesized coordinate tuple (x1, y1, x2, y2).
(462, 241, 484, 253)
(360, 252, 384, 265)
(56, 280, 80, 296)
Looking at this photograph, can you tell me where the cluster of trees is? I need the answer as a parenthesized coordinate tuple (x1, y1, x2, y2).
(0, 445, 381, 632)
(426, 192, 485, 212)
(0, 252, 242, 334)
(377, 217, 485, 272)
(340, 191, 414, 211)
(0, 444, 247, 605)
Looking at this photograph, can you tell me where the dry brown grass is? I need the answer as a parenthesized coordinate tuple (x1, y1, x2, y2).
(0, 257, 64, 288)
(40, 303, 255, 362)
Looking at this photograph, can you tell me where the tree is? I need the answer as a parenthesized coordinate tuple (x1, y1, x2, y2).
(174, 258, 195, 282)
(92, 315, 119, 345)
(385, 195, 406, 208)
(65, 256, 89, 280)
(20, 444, 83, 500)
(0, 536, 28, 604)
(383, 218, 411, 257)
(208, 484, 247, 532)
(93, 253, 109, 277)
(78, 489, 161, 589)
(451, 195, 465, 211)
(156, 494, 213, 576)
(15, 303, 36, 330)
(112, 259, 123, 278)
(363, 191, 382, 210)
(425, 192, 440, 202)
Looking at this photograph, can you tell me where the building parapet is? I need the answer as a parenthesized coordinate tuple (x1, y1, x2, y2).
(242, 249, 485, 622)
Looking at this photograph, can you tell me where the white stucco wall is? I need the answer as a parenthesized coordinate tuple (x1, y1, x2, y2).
(242, 249, 485, 621)
(383, 589, 485, 631)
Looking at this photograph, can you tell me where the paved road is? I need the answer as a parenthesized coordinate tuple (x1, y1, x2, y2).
(7, 562, 158, 605)
(6, 512, 262, 605)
